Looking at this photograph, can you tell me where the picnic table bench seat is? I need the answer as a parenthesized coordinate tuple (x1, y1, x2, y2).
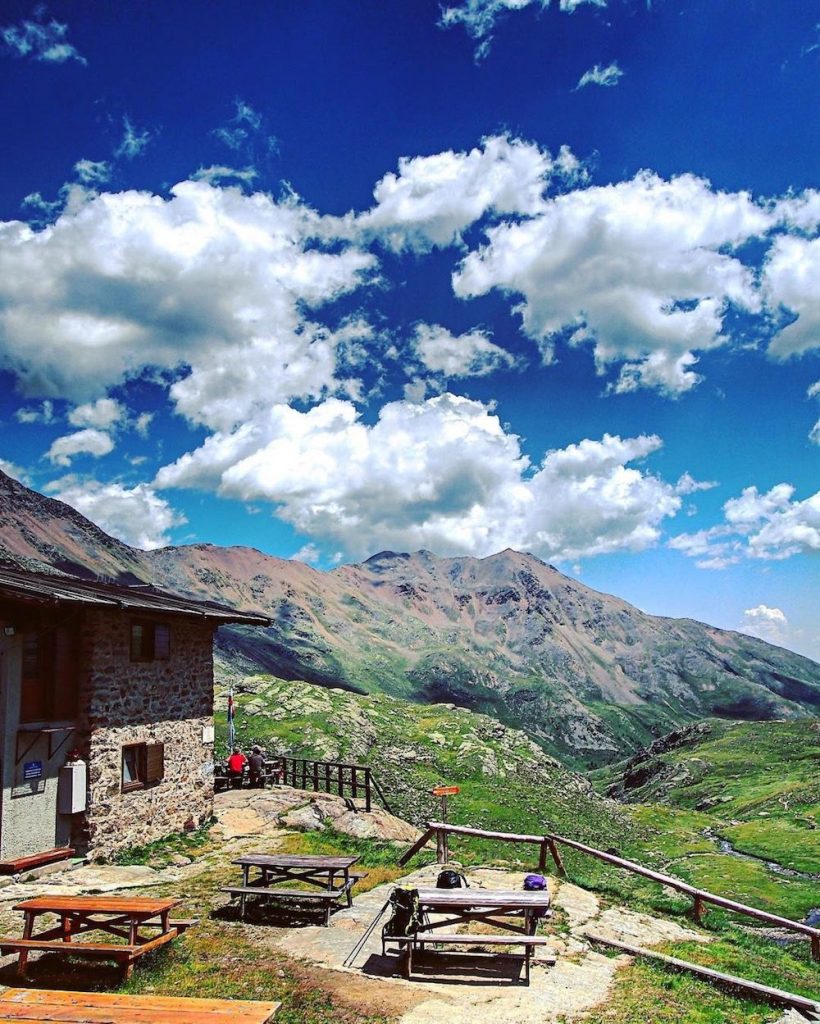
(386, 933, 554, 983)
(0, 987, 280, 1023)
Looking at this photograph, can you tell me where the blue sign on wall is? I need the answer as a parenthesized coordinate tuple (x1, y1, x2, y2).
(23, 761, 43, 780)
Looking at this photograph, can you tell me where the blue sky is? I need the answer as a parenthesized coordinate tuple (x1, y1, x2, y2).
(0, 0, 818, 658)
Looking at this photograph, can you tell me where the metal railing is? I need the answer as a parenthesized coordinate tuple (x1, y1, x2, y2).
(277, 756, 392, 814)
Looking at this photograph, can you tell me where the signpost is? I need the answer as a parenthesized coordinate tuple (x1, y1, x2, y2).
(431, 785, 459, 863)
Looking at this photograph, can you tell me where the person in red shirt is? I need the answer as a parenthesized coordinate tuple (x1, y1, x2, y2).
(227, 747, 247, 787)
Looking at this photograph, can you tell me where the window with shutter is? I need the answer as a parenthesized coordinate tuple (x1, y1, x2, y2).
(130, 621, 171, 662)
(20, 625, 78, 724)
(145, 742, 165, 783)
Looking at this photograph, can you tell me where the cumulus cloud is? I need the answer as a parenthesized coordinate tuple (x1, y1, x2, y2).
(157, 393, 678, 561)
(454, 171, 772, 394)
(47, 478, 186, 549)
(440, 0, 605, 59)
(1, 12, 86, 64)
(576, 61, 623, 89)
(354, 135, 585, 252)
(413, 323, 519, 378)
(292, 543, 321, 565)
(671, 483, 820, 567)
(739, 605, 789, 647)
(764, 234, 820, 358)
(0, 180, 376, 429)
(46, 428, 115, 466)
(68, 398, 126, 430)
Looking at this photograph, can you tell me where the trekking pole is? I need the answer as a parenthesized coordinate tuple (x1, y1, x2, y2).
(342, 896, 392, 968)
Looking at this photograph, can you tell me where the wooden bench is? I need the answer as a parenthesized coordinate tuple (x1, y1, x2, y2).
(221, 876, 365, 925)
(0, 987, 280, 1022)
(385, 933, 554, 983)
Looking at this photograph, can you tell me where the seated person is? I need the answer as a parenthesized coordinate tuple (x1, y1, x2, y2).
(227, 747, 247, 787)
(248, 745, 266, 787)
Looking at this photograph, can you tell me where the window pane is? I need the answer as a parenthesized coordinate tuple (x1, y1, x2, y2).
(153, 625, 170, 660)
(123, 746, 139, 784)
(130, 623, 145, 661)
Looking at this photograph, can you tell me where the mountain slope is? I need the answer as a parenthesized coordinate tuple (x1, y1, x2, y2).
(1, 468, 818, 765)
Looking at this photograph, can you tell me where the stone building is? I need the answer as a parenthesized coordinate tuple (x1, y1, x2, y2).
(0, 567, 267, 868)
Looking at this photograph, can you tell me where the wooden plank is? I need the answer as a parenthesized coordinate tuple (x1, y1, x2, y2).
(0, 1004, 279, 1024)
(398, 828, 435, 867)
(1, 989, 279, 1020)
(427, 821, 543, 844)
(0, 848, 75, 875)
(231, 854, 358, 869)
(221, 887, 342, 902)
(13, 897, 181, 914)
(389, 934, 552, 946)
(585, 934, 820, 1017)
(0, 939, 140, 960)
(416, 888, 551, 907)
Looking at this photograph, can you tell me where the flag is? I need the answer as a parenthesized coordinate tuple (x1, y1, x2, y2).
(227, 689, 235, 752)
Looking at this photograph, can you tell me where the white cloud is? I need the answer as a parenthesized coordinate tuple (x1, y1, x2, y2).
(739, 605, 789, 647)
(454, 171, 771, 394)
(15, 400, 54, 424)
(439, 0, 605, 59)
(808, 380, 820, 399)
(413, 323, 518, 378)
(1, 13, 86, 64)
(774, 189, 820, 232)
(671, 483, 820, 566)
(0, 457, 28, 483)
(68, 398, 126, 430)
(212, 99, 277, 160)
(74, 159, 110, 186)
(192, 165, 258, 186)
(810, 420, 820, 445)
(576, 61, 623, 89)
(46, 428, 114, 467)
(292, 543, 321, 565)
(0, 180, 376, 429)
(115, 116, 152, 159)
(354, 135, 584, 252)
(157, 393, 678, 561)
(675, 471, 718, 495)
(135, 412, 154, 437)
(48, 478, 185, 549)
(764, 234, 820, 358)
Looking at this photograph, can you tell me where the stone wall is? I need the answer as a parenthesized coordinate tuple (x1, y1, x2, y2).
(76, 609, 217, 858)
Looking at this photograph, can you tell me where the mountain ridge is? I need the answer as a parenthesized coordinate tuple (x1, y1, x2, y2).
(1, 468, 818, 765)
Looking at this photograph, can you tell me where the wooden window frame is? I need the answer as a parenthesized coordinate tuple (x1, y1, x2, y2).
(121, 741, 164, 793)
(129, 620, 171, 663)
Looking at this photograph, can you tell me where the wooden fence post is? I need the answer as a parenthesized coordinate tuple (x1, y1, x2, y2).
(364, 767, 372, 813)
(436, 827, 447, 864)
(547, 837, 567, 877)
(538, 839, 548, 872)
(693, 896, 707, 925)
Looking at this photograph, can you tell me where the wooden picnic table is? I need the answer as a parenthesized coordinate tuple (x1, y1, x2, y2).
(0, 896, 192, 979)
(385, 887, 553, 984)
(0, 988, 280, 1023)
(221, 853, 365, 925)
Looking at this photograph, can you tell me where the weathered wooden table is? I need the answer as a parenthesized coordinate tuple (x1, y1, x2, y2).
(222, 853, 365, 924)
(0, 988, 280, 1023)
(385, 888, 553, 984)
(0, 896, 191, 978)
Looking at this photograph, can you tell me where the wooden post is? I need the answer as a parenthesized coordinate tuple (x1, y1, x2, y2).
(547, 837, 566, 877)
(436, 827, 447, 864)
(338, 763, 343, 798)
(324, 761, 331, 793)
(693, 896, 707, 925)
(301, 759, 307, 790)
(364, 767, 372, 813)
(352, 766, 358, 799)
(812, 934, 819, 962)
(538, 839, 548, 872)
(313, 761, 319, 792)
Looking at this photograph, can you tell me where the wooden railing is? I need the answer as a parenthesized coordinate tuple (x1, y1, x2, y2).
(278, 756, 392, 814)
(401, 820, 819, 961)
